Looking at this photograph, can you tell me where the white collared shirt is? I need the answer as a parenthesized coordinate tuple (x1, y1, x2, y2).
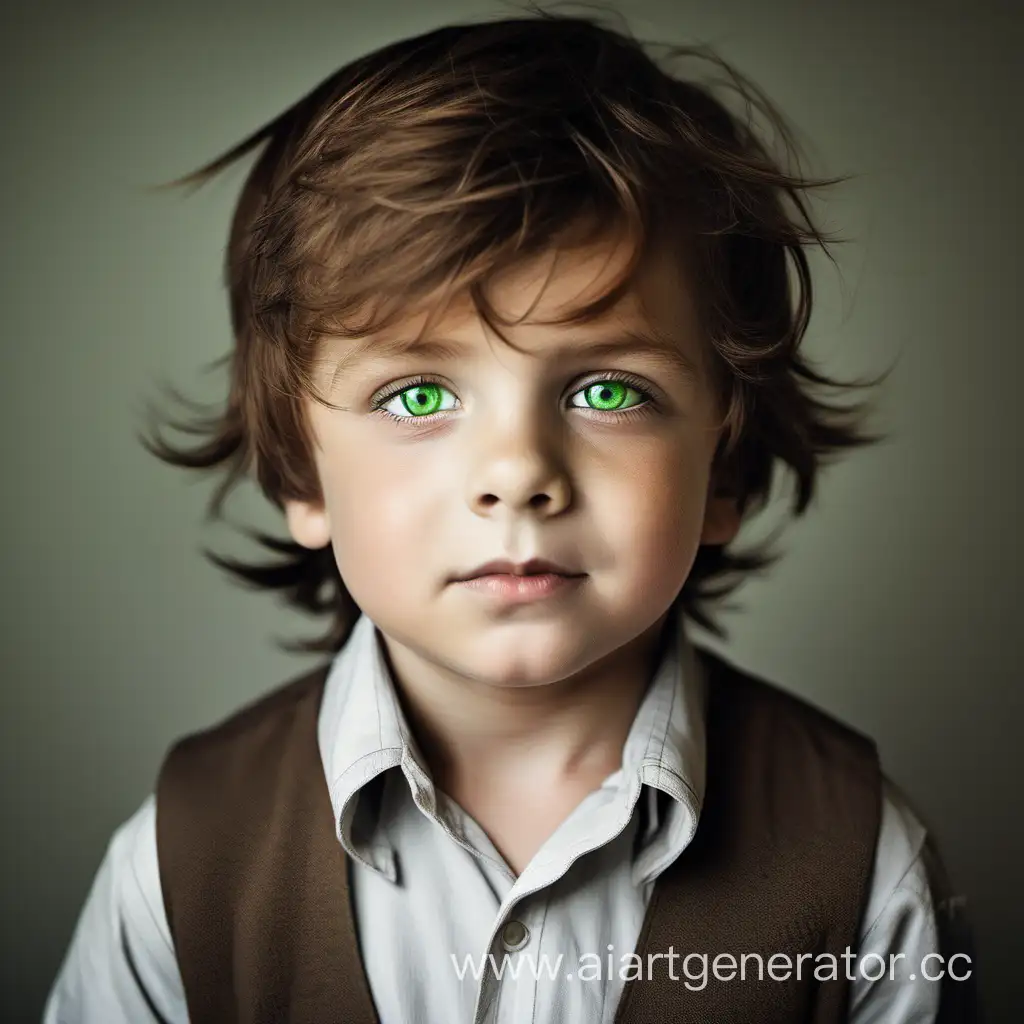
(44, 610, 945, 1023)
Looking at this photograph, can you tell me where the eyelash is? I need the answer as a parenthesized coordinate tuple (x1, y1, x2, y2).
(369, 372, 659, 428)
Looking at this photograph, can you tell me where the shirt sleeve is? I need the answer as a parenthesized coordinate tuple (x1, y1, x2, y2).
(847, 776, 980, 1024)
(42, 793, 189, 1024)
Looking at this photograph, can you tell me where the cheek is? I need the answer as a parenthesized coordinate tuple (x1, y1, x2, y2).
(319, 444, 444, 582)
(603, 444, 710, 576)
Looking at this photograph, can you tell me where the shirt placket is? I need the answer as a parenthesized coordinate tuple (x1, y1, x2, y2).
(466, 779, 643, 1024)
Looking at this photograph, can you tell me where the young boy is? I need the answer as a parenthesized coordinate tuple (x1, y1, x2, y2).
(44, 9, 978, 1024)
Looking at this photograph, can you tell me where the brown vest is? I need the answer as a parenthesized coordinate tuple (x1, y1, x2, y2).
(155, 646, 883, 1023)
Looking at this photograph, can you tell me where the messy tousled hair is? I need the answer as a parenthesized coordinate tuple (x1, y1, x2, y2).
(141, 4, 887, 655)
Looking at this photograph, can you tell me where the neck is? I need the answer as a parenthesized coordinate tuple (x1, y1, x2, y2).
(379, 612, 674, 796)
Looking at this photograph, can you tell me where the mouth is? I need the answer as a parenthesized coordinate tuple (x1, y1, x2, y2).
(450, 557, 587, 605)
(454, 569, 586, 604)
(453, 557, 584, 583)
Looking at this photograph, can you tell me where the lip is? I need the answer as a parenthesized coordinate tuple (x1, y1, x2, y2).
(456, 571, 585, 604)
(454, 557, 582, 581)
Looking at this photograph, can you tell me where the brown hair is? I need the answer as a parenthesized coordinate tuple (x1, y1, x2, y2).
(141, 4, 887, 655)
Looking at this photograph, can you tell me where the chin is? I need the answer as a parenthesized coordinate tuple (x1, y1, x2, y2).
(459, 623, 606, 688)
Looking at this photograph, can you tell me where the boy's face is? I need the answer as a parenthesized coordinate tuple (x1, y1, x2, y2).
(286, 236, 740, 689)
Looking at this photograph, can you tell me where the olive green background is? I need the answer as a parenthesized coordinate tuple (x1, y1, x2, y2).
(2, 0, 1020, 1019)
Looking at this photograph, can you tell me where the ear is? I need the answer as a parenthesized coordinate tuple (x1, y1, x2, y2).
(700, 492, 741, 546)
(284, 499, 332, 550)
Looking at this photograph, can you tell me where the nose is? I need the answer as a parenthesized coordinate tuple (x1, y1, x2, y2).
(464, 411, 572, 520)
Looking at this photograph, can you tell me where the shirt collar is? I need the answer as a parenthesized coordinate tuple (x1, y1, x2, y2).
(317, 607, 707, 884)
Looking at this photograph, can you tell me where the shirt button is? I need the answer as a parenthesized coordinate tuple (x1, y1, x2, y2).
(501, 919, 529, 951)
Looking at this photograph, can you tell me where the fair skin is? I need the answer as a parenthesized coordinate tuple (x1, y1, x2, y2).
(285, 235, 741, 874)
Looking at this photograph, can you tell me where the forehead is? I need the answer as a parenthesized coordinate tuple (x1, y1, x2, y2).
(440, 233, 697, 340)
(479, 233, 690, 324)
(326, 234, 705, 373)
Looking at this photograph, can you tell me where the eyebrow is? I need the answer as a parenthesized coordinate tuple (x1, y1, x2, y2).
(328, 325, 703, 386)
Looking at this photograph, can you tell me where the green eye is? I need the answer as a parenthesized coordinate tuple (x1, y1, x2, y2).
(384, 383, 458, 417)
(570, 380, 645, 412)
(377, 377, 650, 422)
(401, 384, 443, 416)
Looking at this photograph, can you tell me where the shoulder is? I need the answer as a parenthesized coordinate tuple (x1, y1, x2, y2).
(159, 660, 332, 780)
(861, 776, 972, 946)
(863, 776, 931, 932)
(44, 794, 188, 1022)
(695, 644, 879, 768)
(154, 661, 337, 883)
(113, 793, 180, 960)
(153, 661, 334, 868)
(692, 644, 883, 883)
(847, 780, 953, 1021)
(694, 646, 927, 878)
